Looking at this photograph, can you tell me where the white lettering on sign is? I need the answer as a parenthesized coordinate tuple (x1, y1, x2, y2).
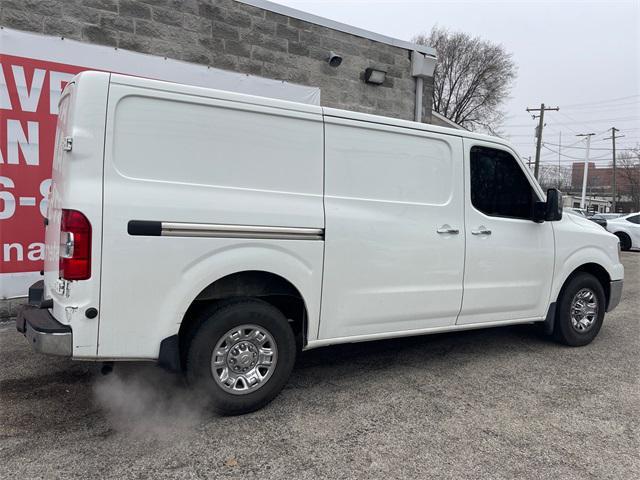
(0, 66, 11, 109)
(1, 242, 45, 262)
(3, 120, 39, 165)
(27, 243, 44, 261)
(12, 65, 46, 113)
(0, 176, 16, 220)
(3, 243, 23, 262)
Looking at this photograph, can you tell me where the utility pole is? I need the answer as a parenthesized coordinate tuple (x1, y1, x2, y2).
(604, 127, 624, 213)
(577, 133, 596, 210)
(526, 103, 559, 180)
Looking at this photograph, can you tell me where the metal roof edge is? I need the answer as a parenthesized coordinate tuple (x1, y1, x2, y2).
(235, 0, 437, 57)
(432, 111, 467, 130)
(321, 106, 509, 146)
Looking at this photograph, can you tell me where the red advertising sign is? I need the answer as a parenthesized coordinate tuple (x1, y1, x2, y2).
(0, 55, 82, 275)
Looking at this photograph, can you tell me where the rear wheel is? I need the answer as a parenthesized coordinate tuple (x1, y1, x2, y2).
(554, 273, 605, 347)
(615, 232, 632, 251)
(186, 298, 296, 415)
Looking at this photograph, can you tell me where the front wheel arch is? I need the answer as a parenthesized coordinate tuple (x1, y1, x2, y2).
(553, 263, 611, 316)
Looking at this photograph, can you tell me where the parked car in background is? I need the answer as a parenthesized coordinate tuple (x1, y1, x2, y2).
(606, 213, 640, 251)
(567, 209, 608, 228)
(596, 213, 624, 220)
(588, 214, 609, 229)
(569, 208, 588, 217)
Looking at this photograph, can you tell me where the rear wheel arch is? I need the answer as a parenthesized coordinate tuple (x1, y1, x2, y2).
(176, 270, 308, 370)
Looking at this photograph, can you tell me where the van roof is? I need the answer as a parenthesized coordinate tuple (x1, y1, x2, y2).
(103, 71, 514, 151)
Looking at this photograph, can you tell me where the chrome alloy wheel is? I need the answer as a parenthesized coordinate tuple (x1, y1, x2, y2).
(570, 288, 599, 332)
(211, 324, 278, 395)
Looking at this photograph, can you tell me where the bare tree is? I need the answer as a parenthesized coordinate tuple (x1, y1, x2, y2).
(617, 146, 640, 211)
(538, 165, 572, 191)
(414, 27, 517, 134)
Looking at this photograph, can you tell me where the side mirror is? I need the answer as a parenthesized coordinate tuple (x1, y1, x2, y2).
(545, 188, 563, 221)
(533, 188, 563, 223)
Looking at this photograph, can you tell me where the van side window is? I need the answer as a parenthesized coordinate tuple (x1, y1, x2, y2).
(470, 146, 535, 220)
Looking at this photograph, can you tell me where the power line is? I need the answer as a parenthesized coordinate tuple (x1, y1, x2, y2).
(561, 94, 640, 108)
(562, 101, 640, 112)
(555, 111, 583, 134)
(503, 116, 640, 128)
(541, 141, 637, 151)
(542, 144, 611, 160)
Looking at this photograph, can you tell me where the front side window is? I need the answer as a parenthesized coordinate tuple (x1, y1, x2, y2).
(627, 215, 640, 224)
(470, 146, 535, 220)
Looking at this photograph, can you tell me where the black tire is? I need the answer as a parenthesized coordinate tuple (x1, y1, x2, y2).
(615, 232, 632, 251)
(554, 273, 606, 347)
(185, 298, 296, 415)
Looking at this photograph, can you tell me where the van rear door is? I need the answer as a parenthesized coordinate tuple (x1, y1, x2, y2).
(43, 72, 109, 358)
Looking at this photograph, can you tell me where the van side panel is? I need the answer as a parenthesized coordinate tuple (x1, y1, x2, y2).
(319, 117, 465, 339)
(44, 72, 109, 359)
(98, 79, 324, 359)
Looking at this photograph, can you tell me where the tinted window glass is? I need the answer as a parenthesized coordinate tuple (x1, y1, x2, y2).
(470, 146, 535, 219)
(627, 215, 640, 224)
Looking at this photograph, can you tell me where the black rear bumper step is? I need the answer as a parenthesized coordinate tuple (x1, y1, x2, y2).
(17, 307, 71, 334)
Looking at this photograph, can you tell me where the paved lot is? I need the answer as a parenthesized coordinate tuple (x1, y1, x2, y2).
(1, 253, 638, 480)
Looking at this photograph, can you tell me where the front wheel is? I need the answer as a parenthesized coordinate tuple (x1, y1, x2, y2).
(186, 298, 296, 415)
(554, 273, 605, 347)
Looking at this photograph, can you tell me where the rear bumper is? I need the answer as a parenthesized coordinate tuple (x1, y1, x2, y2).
(607, 279, 623, 312)
(17, 281, 72, 357)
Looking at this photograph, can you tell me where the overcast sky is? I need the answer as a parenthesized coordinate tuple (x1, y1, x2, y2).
(275, 0, 640, 167)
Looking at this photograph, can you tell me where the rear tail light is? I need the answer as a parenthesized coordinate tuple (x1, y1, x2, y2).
(59, 209, 92, 280)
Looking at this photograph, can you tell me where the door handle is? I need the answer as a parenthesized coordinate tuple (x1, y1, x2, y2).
(471, 226, 492, 235)
(437, 225, 460, 235)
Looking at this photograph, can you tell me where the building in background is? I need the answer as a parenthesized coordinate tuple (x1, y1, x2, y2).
(571, 162, 640, 213)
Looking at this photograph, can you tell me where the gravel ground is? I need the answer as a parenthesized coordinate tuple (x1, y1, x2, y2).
(1, 252, 638, 480)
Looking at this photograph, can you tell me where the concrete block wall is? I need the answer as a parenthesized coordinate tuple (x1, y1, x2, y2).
(0, 0, 432, 122)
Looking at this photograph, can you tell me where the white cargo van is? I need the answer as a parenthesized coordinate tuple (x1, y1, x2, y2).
(18, 72, 624, 414)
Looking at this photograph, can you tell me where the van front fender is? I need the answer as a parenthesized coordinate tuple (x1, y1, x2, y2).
(551, 246, 623, 304)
